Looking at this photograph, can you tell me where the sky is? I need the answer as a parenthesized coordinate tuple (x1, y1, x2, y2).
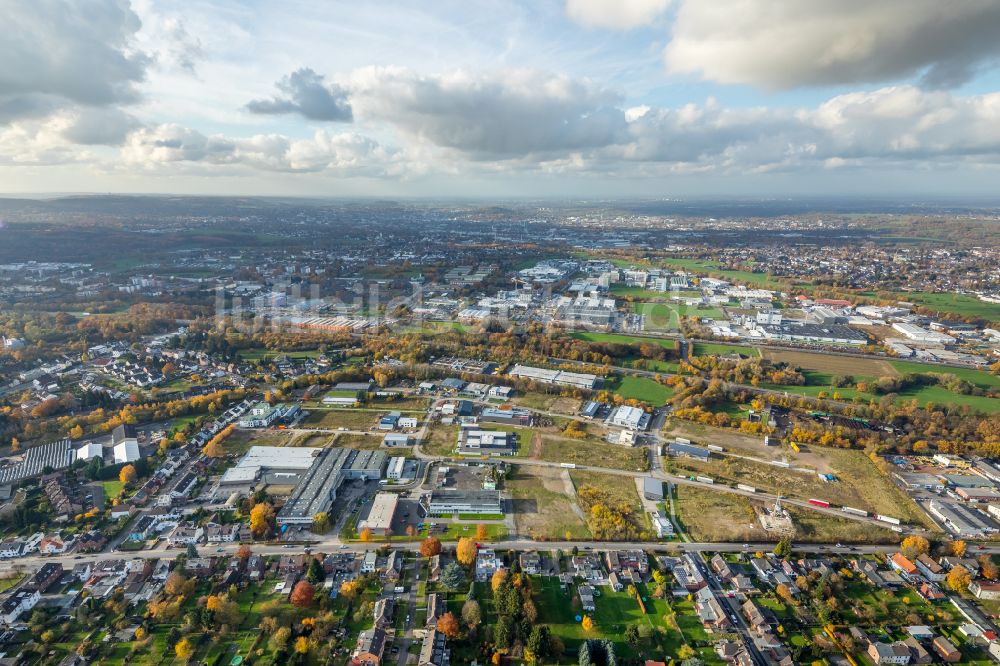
(4, 0, 1000, 198)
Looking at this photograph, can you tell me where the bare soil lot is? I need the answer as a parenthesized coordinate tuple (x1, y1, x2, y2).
(507, 465, 590, 540)
(760, 349, 897, 377)
(300, 408, 376, 430)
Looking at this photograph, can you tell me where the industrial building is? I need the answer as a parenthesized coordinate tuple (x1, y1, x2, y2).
(891, 322, 956, 345)
(427, 489, 503, 515)
(0, 439, 74, 484)
(112, 425, 141, 464)
(509, 364, 600, 390)
(457, 429, 516, 457)
(606, 405, 650, 431)
(667, 441, 711, 462)
(927, 500, 999, 538)
(479, 407, 533, 427)
(643, 477, 664, 501)
(386, 456, 406, 480)
(752, 321, 867, 345)
(238, 402, 298, 428)
(359, 492, 399, 536)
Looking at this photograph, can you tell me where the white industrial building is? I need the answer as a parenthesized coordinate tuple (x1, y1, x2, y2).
(114, 441, 141, 464)
(891, 322, 956, 345)
(75, 442, 103, 462)
(359, 492, 398, 536)
(509, 364, 599, 390)
(606, 405, 650, 431)
(386, 456, 406, 480)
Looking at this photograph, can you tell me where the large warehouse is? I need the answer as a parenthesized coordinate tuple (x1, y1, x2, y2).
(427, 489, 503, 515)
(359, 492, 399, 536)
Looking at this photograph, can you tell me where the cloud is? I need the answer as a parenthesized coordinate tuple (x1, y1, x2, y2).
(246, 68, 353, 122)
(664, 0, 1000, 89)
(0, 0, 148, 119)
(59, 107, 141, 146)
(348, 67, 627, 158)
(565, 0, 671, 29)
(120, 124, 393, 174)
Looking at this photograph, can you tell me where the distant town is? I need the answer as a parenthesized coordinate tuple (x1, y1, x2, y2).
(1, 196, 1000, 665)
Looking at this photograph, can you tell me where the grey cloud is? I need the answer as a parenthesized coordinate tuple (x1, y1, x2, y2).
(246, 68, 353, 122)
(350, 67, 628, 158)
(60, 108, 141, 145)
(0, 0, 148, 118)
(665, 0, 1000, 89)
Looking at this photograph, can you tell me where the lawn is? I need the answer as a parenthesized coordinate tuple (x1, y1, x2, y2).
(421, 424, 459, 457)
(102, 479, 124, 499)
(569, 331, 680, 351)
(693, 341, 760, 357)
(632, 302, 725, 329)
(238, 348, 323, 361)
(610, 376, 673, 404)
(893, 291, 1000, 322)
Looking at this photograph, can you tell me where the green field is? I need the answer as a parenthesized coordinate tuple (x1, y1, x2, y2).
(102, 480, 124, 499)
(889, 360, 1000, 390)
(611, 375, 673, 404)
(632, 302, 725, 330)
(692, 341, 760, 357)
(237, 348, 323, 361)
(893, 291, 1000, 322)
(569, 331, 679, 350)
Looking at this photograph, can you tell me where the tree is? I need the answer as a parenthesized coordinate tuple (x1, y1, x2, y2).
(456, 537, 477, 566)
(164, 572, 189, 596)
(306, 558, 325, 584)
(461, 599, 481, 629)
(269, 627, 291, 652)
(491, 568, 508, 592)
(981, 556, 999, 581)
(528, 625, 553, 662)
(186, 542, 199, 558)
(495, 615, 514, 649)
(900, 535, 930, 560)
(776, 583, 795, 605)
(10, 437, 19, 452)
(437, 611, 461, 638)
(476, 523, 489, 540)
(581, 615, 595, 632)
(249, 502, 275, 538)
(624, 624, 640, 646)
(119, 464, 137, 485)
(677, 645, 696, 660)
(294, 636, 309, 654)
(312, 512, 330, 534)
(290, 580, 315, 608)
(69, 425, 84, 440)
(340, 579, 361, 600)
(360, 527, 373, 542)
(175, 638, 195, 661)
(773, 536, 793, 558)
(947, 564, 972, 592)
(949, 540, 968, 557)
(420, 536, 442, 557)
(440, 562, 467, 590)
(236, 544, 252, 560)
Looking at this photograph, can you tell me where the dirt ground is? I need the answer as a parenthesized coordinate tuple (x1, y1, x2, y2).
(760, 348, 897, 377)
(506, 465, 590, 540)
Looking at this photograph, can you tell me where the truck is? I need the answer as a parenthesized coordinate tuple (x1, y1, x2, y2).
(707, 444, 724, 452)
(875, 514, 901, 526)
(789, 442, 800, 453)
(808, 498, 831, 508)
(696, 476, 715, 485)
(841, 506, 868, 517)
(736, 483, 756, 493)
(560, 463, 577, 469)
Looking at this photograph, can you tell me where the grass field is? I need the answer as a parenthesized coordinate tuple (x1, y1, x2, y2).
(632, 302, 725, 330)
(571, 470, 642, 510)
(693, 341, 760, 357)
(237, 348, 322, 361)
(894, 291, 1000, 322)
(225, 429, 293, 454)
(422, 424, 459, 456)
(536, 435, 650, 471)
(102, 479, 124, 499)
(569, 331, 679, 350)
(889, 360, 1000, 390)
(333, 433, 384, 450)
(506, 465, 590, 540)
(610, 376, 673, 404)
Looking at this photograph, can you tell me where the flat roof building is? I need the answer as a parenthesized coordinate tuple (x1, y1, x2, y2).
(509, 364, 599, 390)
(458, 429, 516, 457)
(607, 405, 649, 431)
(667, 441, 711, 462)
(359, 492, 398, 536)
(427, 490, 503, 515)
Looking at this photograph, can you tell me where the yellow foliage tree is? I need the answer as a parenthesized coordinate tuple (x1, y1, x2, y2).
(476, 523, 489, 540)
(294, 636, 309, 654)
(581, 615, 594, 632)
(119, 464, 137, 485)
(456, 537, 477, 566)
(249, 503, 275, 538)
(175, 638, 195, 660)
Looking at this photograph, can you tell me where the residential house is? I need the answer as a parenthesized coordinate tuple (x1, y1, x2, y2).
(475, 549, 501, 582)
(353, 627, 387, 666)
(0, 589, 40, 625)
(418, 629, 450, 666)
(711, 554, 735, 582)
(915, 554, 945, 582)
(428, 554, 441, 582)
(384, 551, 402, 581)
(77, 530, 107, 552)
(932, 636, 961, 663)
(426, 593, 443, 628)
(693, 587, 731, 630)
(519, 552, 541, 575)
(25, 563, 63, 593)
(889, 553, 918, 576)
(578, 585, 596, 612)
(38, 535, 68, 554)
(971, 581, 1000, 601)
(867, 641, 912, 665)
(373, 598, 394, 629)
(901, 637, 932, 664)
(361, 552, 377, 574)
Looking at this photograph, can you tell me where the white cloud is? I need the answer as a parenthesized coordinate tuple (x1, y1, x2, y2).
(565, 0, 670, 30)
(120, 123, 395, 174)
(665, 0, 1000, 89)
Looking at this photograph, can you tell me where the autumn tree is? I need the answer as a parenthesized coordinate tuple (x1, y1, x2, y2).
(294, 636, 309, 654)
(164, 571, 190, 597)
(360, 527, 373, 542)
(119, 464, 137, 485)
(420, 536, 442, 557)
(456, 537, 477, 566)
(340, 580, 361, 600)
(236, 544, 252, 560)
(69, 425, 84, 440)
(948, 540, 968, 557)
(440, 562, 466, 590)
(290, 580, 315, 608)
(581, 615, 595, 632)
(175, 638, 195, 661)
(476, 523, 489, 540)
(981, 557, 999, 581)
(312, 512, 330, 534)
(249, 502, 275, 538)
(437, 612, 461, 638)
(900, 535, 930, 560)
(491, 568, 508, 593)
(946, 564, 972, 592)
(461, 599, 481, 629)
